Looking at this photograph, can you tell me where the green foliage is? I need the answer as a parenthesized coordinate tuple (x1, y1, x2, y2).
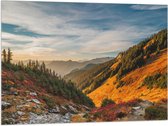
(101, 98, 115, 107)
(41, 95, 55, 108)
(117, 44, 144, 79)
(144, 29, 167, 56)
(2, 83, 11, 91)
(145, 106, 167, 120)
(116, 112, 127, 118)
(142, 73, 167, 89)
(3, 60, 95, 108)
(19, 74, 25, 82)
(116, 80, 125, 89)
(2, 48, 12, 64)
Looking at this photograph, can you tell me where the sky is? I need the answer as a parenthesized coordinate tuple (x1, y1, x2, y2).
(1, 1, 167, 61)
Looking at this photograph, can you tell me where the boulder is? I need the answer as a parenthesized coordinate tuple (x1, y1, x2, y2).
(2, 118, 15, 124)
(32, 99, 41, 104)
(2, 101, 11, 110)
(132, 106, 141, 110)
(68, 105, 78, 113)
(61, 105, 67, 110)
(17, 111, 25, 116)
(30, 92, 37, 96)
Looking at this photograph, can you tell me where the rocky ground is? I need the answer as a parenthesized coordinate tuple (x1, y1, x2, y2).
(119, 100, 154, 121)
(1, 70, 90, 124)
(2, 88, 89, 124)
(70, 99, 167, 122)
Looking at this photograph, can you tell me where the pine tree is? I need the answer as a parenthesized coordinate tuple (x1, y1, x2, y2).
(35, 60, 39, 70)
(49, 69, 52, 75)
(7, 48, 12, 64)
(20, 61, 24, 68)
(28, 60, 32, 68)
(41, 61, 46, 73)
(32, 60, 36, 69)
(2, 49, 7, 63)
(52, 70, 56, 76)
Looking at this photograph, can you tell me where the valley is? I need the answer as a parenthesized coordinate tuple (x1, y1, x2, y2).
(1, 29, 167, 124)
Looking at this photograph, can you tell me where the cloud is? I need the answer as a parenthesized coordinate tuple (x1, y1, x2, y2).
(131, 5, 167, 10)
(1, 1, 99, 37)
(1, 2, 167, 60)
(80, 25, 157, 53)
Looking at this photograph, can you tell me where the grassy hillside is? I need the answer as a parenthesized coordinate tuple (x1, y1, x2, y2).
(88, 49, 167, 107)
(65, 29, 167, 95)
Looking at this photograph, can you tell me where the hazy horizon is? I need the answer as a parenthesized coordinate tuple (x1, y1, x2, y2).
(11, 56, 114, 63)
(2, 2, 167, 61)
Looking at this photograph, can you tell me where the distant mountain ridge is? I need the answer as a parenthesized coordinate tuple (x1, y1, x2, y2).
(46, 57, 114, 76)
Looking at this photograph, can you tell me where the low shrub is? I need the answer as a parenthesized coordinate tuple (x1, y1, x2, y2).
(41, 95, 55, 108)
(142, 73, 167, 89)
(145, 106, 167, 120)
(116, 80, 125, 89)
(101, 98, 115, 107)
(116, 112, 127, 118)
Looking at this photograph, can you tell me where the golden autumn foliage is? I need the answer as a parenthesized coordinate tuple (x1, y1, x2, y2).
(88, 49, 167, 107)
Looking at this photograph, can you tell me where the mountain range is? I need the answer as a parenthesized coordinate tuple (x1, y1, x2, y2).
(46, 57, 114, 76)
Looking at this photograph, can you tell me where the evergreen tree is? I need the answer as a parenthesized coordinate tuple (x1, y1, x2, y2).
(49, 69, 52, 75)
(35, 60, 39, 70)
(28, 60, 32, 68)
(2, 49, 7, 63)
(7, 48, 12, 64)
(41, 61, 46, 73)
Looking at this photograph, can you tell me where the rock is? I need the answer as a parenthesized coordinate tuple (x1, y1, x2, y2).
(140, 100, 154, 108)
(61, 105, 67, 110)
(25, 91, 30, 94)
(132, 106, 141, 110)
(82, 105, 90, 111)
(48, 109, 57, 113)
(8, 80, 15, 85)
(28, 112, 71, 124)
(32, 99, 41, 104)
(30, 92, 37, 96)
(63, 112, 71, 120)
(2, 101, 11, 110)
(2, 118, 15, 124)
(26, 99, 32, 102)
(20, 117, 29, 121)
(48, 106, 60, 113)
(17, 104, 30, 108)
(17, 111, 25, 116)
(7, 91, 18, 96)
(13, 91, 19, 96)
(68, 105, 78, 113)
(55, 105, 60, 112)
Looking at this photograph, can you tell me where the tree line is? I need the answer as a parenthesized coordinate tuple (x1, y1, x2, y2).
(2, 48, 95, 107)
(2, 48, 12, 64)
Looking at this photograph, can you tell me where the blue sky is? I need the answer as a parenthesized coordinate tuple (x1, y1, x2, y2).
(1, 2, 167, 61)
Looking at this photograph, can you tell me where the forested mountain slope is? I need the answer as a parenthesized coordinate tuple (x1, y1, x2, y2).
(65, 29, 167, 106)
(88, 49, 167, 107)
